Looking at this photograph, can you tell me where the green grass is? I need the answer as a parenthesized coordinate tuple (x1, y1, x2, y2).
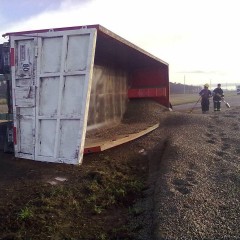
(18, 207, 33, 220)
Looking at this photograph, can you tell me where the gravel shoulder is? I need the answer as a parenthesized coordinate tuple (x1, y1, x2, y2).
(150, 102, 240, 239)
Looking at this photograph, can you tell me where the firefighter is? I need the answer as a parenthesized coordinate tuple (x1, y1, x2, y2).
(212, 83, 224, 111)
(199, 83, 212, 114)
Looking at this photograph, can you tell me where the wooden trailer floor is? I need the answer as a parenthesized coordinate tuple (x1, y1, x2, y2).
(84, 122, 159, 154)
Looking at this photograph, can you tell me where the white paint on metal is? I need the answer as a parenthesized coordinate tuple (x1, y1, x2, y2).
(41, 37, 63, 73)
(14, 85, 35, 107)
(59, 120, 80, 159)
(19, 117, 34, 154)
(11, 29, 97, 164)
(11, 36, 36, 160)
(38, 119, 56, 157)
(61, 75, 85, 116)
(66, 35, 89, 71)
(39, 77, 59, 116)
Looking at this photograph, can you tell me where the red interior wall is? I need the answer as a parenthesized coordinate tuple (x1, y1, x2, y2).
(129, 65, 170, 107)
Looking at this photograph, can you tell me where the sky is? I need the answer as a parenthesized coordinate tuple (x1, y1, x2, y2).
(0, 0, 240, 89)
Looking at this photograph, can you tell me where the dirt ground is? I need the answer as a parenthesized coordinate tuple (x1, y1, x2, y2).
(0, 97, 240, 239)
(0, 145, 149, 240)
(0, 100, 166, 240)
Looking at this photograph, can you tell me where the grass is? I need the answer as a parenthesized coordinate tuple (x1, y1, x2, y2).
(18, 207, 33, 221)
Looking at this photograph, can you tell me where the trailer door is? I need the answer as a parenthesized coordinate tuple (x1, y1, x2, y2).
(11, 38, 37, 160)
(13, 28, 96, 165)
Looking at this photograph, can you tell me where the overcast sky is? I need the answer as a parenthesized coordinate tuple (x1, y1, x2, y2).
(0, 0, 240, 88)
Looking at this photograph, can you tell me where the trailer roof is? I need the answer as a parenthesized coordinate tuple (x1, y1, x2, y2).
(3, 24, 168, 70)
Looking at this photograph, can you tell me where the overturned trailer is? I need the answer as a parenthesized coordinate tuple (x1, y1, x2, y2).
(3, 24, 169, 164)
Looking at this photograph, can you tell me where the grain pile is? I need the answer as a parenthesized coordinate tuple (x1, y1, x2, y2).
(86, 99, 169, 139)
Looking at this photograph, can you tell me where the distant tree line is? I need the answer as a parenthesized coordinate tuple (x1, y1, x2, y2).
(170, 82, 202, 94)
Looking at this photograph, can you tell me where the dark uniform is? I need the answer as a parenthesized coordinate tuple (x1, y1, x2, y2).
(213, 84, 224, 111)
(199, 86, 212, 113)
